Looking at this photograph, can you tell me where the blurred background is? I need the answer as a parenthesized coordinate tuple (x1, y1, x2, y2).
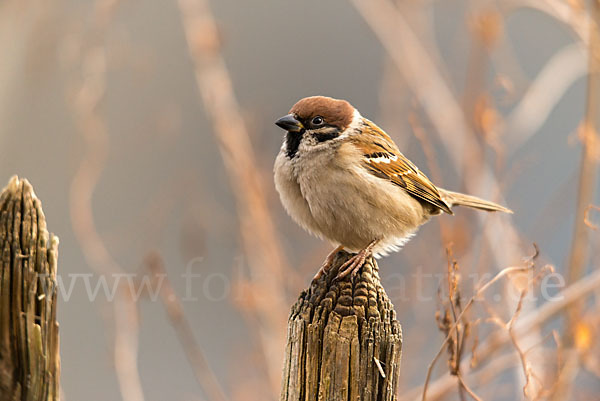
(1, 0, 599, 400)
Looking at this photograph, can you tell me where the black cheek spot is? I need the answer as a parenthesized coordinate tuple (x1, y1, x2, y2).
(314, 132, 339, 142)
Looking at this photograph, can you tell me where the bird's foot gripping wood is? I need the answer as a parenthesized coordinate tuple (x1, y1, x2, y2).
(335, 240, 379, 281)
(281, 251, 402, 401)
(313, 245, 345, 281)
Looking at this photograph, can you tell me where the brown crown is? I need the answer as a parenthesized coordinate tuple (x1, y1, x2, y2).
(289, 96, 354, 130)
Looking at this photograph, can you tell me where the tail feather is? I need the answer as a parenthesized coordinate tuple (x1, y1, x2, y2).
(440, 189, 513, 214)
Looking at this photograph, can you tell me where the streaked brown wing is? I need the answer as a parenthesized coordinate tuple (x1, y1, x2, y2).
(352, 120, 453, 214)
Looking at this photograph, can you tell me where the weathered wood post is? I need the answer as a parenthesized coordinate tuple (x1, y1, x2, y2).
(0, 176, 60, 401)
(280, 251, 402, 401)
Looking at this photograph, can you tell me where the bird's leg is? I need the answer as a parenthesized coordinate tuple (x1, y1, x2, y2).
(313, 245, 345, 281)
(335, 240, 380, 280)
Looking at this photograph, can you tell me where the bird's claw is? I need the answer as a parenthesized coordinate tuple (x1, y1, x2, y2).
(334, 240, 379, 281)
(313, 245, 345, 281)
(334, 253, 366, 280)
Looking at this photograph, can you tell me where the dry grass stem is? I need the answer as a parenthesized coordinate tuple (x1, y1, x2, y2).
(502, 43, 587, 149)
(351, 0, 522, 273)
(177, 0, 290, 392)
(113, 289, 145, 401)
(3, 0, 597, 399)
(486, 262, 555, 400)
(67, 3, 147, 401)
(423, 261, 535, 401)
(510, 0, 592, 42)
(145, 253, 229, 401)
(435, 249, 475, 400)
(565, 0, 600, 342)
(409, 265, 600, 401)
(456, 374, 483, 401)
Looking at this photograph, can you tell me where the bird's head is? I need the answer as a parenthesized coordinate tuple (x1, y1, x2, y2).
(275, 96, 358, 158)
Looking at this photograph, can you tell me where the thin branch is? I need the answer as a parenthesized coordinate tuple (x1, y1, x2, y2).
(408, 266, 600, 401)
(67, 2, 146, 401)
(145, 252, 229, 401)
(422, 265, 532, 401)
(565, 0, 600, 339)
(456, 374, 483, 401)
(501, 43, 587, 149)
(509, 0, 592, 43)
(113, 288, 145, 401)
(351, 0, 522, 273)
(176, 0, 290, 392)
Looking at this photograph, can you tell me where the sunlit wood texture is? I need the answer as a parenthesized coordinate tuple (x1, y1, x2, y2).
(280, 252, 402, 401)
(0, 176, 60, 401)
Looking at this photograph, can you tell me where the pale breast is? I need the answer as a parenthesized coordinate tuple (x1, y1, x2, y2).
(295, 142, 431, 253)
(273, 150, 324, 239)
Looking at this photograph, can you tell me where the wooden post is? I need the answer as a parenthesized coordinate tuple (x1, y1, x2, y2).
(0, 176, 60, 401)
(280, 251, 402, 401)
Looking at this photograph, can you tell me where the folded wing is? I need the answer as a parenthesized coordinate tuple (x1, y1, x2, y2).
(352, 120, 453, 215)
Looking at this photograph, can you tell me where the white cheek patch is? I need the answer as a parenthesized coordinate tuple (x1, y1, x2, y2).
(337, 109, 362, 140)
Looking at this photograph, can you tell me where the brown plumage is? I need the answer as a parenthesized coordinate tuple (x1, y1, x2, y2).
(274, 96, 512, 279)
(352, 119, 453, 214)
(290, 96, 354, 131)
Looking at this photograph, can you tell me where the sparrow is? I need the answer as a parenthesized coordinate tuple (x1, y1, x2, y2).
(273, 96, 512, 280)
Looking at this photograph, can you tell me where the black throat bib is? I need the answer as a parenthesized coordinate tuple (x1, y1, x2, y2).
(285, 131, 303, 158)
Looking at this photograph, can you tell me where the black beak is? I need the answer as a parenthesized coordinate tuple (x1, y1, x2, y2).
(275, 114, 304, 133)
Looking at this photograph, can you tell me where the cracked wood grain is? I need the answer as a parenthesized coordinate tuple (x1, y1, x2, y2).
(0, 176, 60, 401)
(281, 251, 402, 401)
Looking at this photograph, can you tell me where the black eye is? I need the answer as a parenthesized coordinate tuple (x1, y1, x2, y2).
(311, 116, 324, 126)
